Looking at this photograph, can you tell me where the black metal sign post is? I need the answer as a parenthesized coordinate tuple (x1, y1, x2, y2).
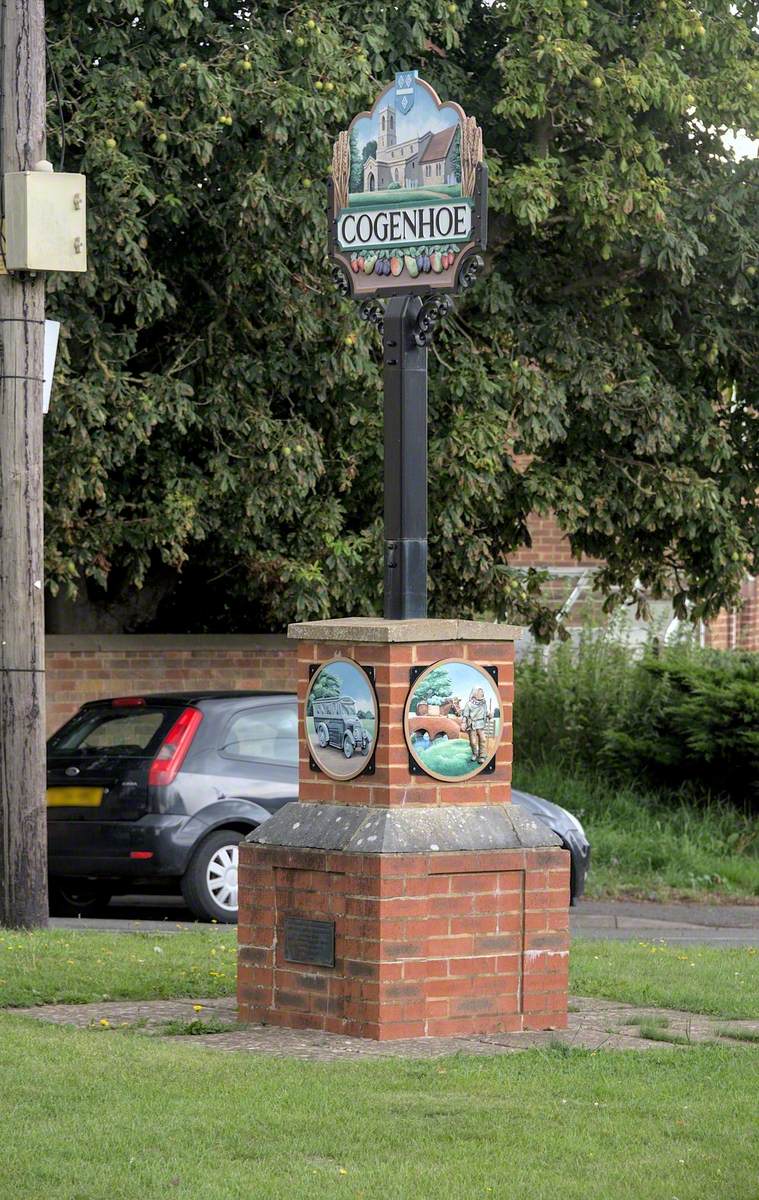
(328, 73, 487, 621)
(383, 296, 427, 619)
(380, 293, 458, 618)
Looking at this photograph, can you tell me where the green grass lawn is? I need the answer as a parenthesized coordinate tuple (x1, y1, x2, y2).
(2, 931, 757, 1019)
(1, 1018, 756, 1200)
(571, 939, 759, 1019)
(514, 761, 759, 901)
(412, 735, 480, 777)
(0, 929, 236, 1007)
(346, 183, 463, 208)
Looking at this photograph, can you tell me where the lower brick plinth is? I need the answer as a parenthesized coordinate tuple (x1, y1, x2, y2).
(237, 841, 570, 1040)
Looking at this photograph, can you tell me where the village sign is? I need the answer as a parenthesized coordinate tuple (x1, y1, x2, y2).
(329, 71, 487, 299)
(329, 72, 488, 621)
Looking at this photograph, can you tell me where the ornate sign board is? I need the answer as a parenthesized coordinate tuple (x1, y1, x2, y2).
(305, 658, 379, 781)
(404, 659, 503, 782)
(329, 71, 487, 300)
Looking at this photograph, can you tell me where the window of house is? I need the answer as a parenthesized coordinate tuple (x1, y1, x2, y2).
(219, 704, 298, 764)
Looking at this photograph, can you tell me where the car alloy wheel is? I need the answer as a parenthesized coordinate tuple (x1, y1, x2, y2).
(182, 829, 244, 923)
(205, 842, 239, 913)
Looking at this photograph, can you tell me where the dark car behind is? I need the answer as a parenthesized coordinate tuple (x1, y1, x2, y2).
(47, 691, 589, 920)
(47, 692, 298, 921)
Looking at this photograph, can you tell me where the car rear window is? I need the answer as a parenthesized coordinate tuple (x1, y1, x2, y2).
(220, 704, 298, 764)
(48, 707, 177, 758)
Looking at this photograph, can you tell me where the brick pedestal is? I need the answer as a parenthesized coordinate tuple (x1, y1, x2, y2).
(238, 618, 570, 1040)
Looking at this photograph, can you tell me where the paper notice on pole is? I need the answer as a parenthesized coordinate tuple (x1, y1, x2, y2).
(43, 320, 60, 413)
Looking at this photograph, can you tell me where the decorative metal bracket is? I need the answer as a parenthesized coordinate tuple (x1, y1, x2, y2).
(358, 298, 385, 334)
(413, 294, 453, 347)
(457, 254, 485, 292)
(331, 264, 351, 298)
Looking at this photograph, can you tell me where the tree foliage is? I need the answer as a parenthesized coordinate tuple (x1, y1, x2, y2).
(311, 669, 342, 700)
(306, 666, 341, 714)
(362, 139, 378, 164)
(517, 627, 759, 806)
(348, 128, 363, 192)
(604, 652, 759, 806)
(44, 0, 759, 636)
(412, 665, 455, 706)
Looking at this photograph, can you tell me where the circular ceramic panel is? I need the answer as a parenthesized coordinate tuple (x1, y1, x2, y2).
(305, 658, 379, 781)
(404, 659, 503, 782)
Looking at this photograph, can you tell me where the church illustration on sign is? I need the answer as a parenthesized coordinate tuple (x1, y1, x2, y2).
(362, 101, 461, 193)
(330, 71, 484, 291)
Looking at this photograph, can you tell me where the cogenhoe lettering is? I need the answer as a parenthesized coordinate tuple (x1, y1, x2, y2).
(337, 203, 471, 251)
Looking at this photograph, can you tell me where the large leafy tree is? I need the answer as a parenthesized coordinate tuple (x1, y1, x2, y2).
(44, 0, 759, 636)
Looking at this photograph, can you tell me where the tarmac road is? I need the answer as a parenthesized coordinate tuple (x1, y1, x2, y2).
(48, 895, 759, 945)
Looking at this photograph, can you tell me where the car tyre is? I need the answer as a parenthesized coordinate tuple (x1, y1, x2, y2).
(317, 723, 329, 747)
(181, 829, 244, 923)
(342, 734, 354, 759)
(48, 880, 112, 918)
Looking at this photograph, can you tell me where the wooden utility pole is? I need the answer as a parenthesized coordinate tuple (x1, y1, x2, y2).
(0, 0, 48, 927)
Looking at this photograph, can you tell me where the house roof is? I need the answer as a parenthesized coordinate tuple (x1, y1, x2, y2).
(420, 125, 457, 164)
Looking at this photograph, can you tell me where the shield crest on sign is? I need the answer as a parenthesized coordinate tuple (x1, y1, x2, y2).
(395, 70, 417, 115)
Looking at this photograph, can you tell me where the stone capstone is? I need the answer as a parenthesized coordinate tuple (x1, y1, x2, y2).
(286, 617, 525, 644)
(246, 801, 562, 855)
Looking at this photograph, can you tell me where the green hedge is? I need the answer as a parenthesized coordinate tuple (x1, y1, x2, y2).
(514, 630, 759, 809)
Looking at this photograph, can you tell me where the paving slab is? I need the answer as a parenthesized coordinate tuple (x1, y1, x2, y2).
(7, 994, 758, 1061)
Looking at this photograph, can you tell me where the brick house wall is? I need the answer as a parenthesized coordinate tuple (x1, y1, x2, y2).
(508, 513, 604, 570)
(703, 577, 759, 651)
(512, 510, 759, 652)
(45, 635, 298, 736)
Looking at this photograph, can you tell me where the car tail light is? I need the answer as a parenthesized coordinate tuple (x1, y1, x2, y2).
(130, 851, 154, 860)
(112, 697, 146, 707)
(148, 707, 203, 788)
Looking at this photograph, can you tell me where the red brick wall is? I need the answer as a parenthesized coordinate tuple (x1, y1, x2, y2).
(739, 578, 759, 650)
(704, 577, 759, 652)
(45, 635, 297, 736)
(237, 627, 570, 1040)
(508, 512, 603, 569)
(295, 637, 514, 808)
(238, 844, 570, 1040)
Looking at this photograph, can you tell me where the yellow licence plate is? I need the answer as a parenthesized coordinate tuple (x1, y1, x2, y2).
(46, 787, 104, 808)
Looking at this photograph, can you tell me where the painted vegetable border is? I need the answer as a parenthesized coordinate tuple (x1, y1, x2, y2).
(349, 246, 459, 278)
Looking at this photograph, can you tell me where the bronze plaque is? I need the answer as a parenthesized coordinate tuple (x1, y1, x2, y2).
(284, 917, 335, 968)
